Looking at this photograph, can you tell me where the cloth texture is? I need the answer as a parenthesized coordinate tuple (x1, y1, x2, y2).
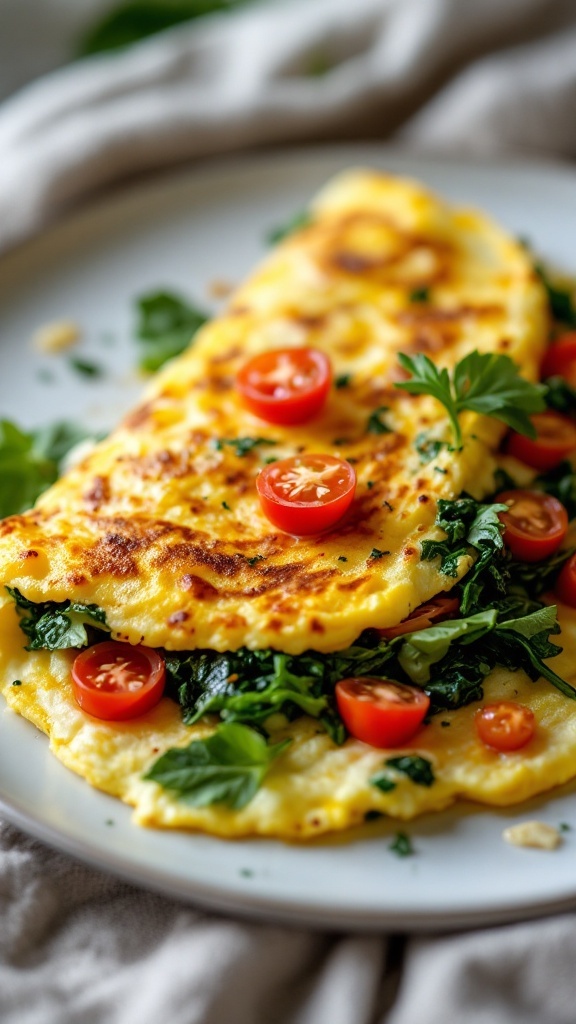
(2, 0, 576, 1021)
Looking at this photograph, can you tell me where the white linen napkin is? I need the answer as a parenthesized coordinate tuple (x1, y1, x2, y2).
(1, 0, 575, 254)
(2, 1, 576, 1022)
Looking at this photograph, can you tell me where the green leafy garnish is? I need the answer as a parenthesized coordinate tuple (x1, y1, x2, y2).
(389, 831, 414, 857)
(7, 588, 109, 650)
(366, 406, 392, 435)
(370, 772, 396, 793)
(144, 722, 290, 809)
(535, 265, 576, 326)
(0, 419, 92, 518)
(537, 461, 576, 520)
(135, 290, 208, 371)
(267, 211, 312, 246)
(385, 755, 435, 787)
(409, 287, 430, 303)
(369, 548, 389, 560)
(335, 373, 352, 389)
(213, 437, 277, 458)
(396, 352, 546, 449)
(68, 356, 104, 379)
(543, 376, 576, 416)
(414, 432, 449, 465)
(79, 0, 249, 56)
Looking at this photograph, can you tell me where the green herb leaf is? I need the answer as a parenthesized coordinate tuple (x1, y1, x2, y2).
(409, 287, 430, 303)
(68, 356, 104, 379)
(144, 722, 290, 809)
(335, 373, 352, 389)
(396, 352, 546, 449)
(535, 265, 576, 326)
(0, 419, 93, 518)
(267, 211, 311, 246)
(214, 437, 277, 458)
(135, 290, 208, 372)
(7, 588, 109, 650)
(397, 609, 497, 685)
(370, 772, 396, 793)
(414, 432, 449, 464)
(389, 831, 414, 856)
(385, 755, 435, 787)
(366, 406, 392, 435)
(79, 0, 249, 56)
(537, 461, 576, 520)
(544, 376, 576, 415)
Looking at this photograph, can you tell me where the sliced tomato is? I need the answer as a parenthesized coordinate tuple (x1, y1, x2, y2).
(541, 333, 576, 386)
(237, 347, 332, 425)
(495, 489, 568, 562)
(335, 677, 430, 748)
(475, 701, 535, 752)
(377, 596, 460, 640)
(257, 453, 356, 535)
(555, 553, 576, 607)
(505, 411, 576, 471)
(72, 641, 165, 721)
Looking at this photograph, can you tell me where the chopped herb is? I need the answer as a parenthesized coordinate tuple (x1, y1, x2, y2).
(386, 755, 435, 787)
(369, 548, 389, 560)
(68, 356, 104, 379)
(144, 722, 290, 810)
(263, 456, 278, 464)
(135, 290, 208, 372)
(396, 352, 546, 450)
(440, 720, 451, 727)
(409, 286, 430, 303)
(214, 437, 277, 458)
(267, 211, 311, 246)
(559, 822, 571, 832)
(7, 588, 109, 651)
(240, 868, 254, 878)
(338, 555, 348, 563)
(11, 680, 22, 687)
(332, 437, 350, 446)
(246, 555, 265, 567)
(0, 419, 93, 518)
(367, 406, 392, 435)
(221, 501, 231, 511)
(370, 772, 397, 793)
(415, 432, 449, 464)
(367, 480, 375, 489)
(535, 265, 576, 326)
(335, 373, 352, 389)
(434, 466, 448, 475)
(389, 831, 414, 857)
(364, 809, 383, 822)
(382, 500, 394, 512)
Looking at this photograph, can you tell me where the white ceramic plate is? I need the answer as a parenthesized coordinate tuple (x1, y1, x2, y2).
(2, 146, 576, 932)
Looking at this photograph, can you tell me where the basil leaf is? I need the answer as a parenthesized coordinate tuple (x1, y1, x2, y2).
(135, 290, 208, 371)
(144, 723, 290, 809)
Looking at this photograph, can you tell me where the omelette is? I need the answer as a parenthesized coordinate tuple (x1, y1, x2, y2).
(2, 168, 576, 840)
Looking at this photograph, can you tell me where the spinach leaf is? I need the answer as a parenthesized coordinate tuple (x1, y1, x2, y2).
(7, 588, 109, 650)
(537, 461, 576, 520)
(397, 609, 497, 685)
(385, 755, 435, 787)
(144, 722, 290, 809)
(135, 290, 208, 371)
(544, 376, 576, 416)
(0, 419, 93, 518)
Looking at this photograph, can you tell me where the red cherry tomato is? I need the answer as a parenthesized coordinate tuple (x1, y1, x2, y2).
(496, 489, 568, 562)
(505, 412, 576, 471)
(335, 677, 430, 748)
(541, 333, 576, 386)
(236, 347, 332, 425)
(475, 701, 535, 752)
(257, 454, 356, 535)
(377, 596, 460, 640)
(555, 553, 576, 607)
(72, 641, 166, 721)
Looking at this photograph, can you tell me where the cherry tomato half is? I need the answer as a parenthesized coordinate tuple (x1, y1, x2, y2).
(475, 701, 535, 752)
(257, 454, 356, 535)
(335, 677, 430, 748)
(541, 333, 576, 386)
(236, 347, 332, 425)
(72, 641, 166, 721)
(377, 596, 460, 640)
(496, 489, 568, 562)
(505, 411, 576, 471)
(555, 553, 576, 608)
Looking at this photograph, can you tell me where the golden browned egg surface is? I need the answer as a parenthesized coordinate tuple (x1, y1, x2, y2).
(2, 168, 570, 840)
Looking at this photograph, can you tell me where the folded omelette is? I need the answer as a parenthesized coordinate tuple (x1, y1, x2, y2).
(2, 168, 576, 840)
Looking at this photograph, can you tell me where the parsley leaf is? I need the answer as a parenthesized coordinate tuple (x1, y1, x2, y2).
(370, 772, 396, 793)
(214, 437, 277, 458)
(135, 290, 208, 372)
(389, 831, 414, 857)
(386, 755, 435, 787)
(0, 419, 92, 518)
(414, 432, 448, 464)
(68, 356, 104, 379)
(144, 722, 290, 809)
(7, 588, 109, 650)
(396, 352, 546, 449)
